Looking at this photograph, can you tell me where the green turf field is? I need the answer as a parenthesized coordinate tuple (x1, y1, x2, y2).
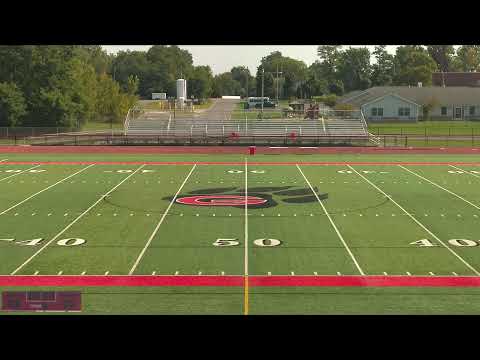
(1, 152, 480, 314)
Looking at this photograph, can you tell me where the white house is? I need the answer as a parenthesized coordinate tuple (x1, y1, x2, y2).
(339, 86, 480, 122)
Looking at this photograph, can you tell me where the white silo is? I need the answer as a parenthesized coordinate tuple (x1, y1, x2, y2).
(176, 79, 187, 107)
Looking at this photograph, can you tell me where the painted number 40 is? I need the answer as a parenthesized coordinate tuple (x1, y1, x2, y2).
(0, 238, 86, 246)
(410, 239, 479, 247)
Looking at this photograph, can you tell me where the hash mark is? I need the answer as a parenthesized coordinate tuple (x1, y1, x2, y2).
(104, 271, 109, 275)
(383, 272, 388, 275)
(152, 271, 156, 275)
(291, 271, 295, 275)
(267, 272, 272, 276)
(57, 271, 63, 275)
(221, 271, 225, 276)
(174, 271, 179, 275)
(314, 271, 318, 275)
(34, 271, 39, 275)
(337, 272, 342, 276)
(81, 271, 86, 275)
(429, 272, 435, 276)
(198, 271, 202, 275)
(452, 272, 458, 276)
(406, 272, 411, 276)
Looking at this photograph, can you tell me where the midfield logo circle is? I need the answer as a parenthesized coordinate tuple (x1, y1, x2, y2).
(176, 195, 267, 206)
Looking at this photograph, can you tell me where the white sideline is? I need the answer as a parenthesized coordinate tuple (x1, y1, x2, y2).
(296, 164, 365, 275)
(347, 164, 480, 276)
(449, 164, 480, 180)
(399, 165, 480, 211)
(128, 164, 197, 275)
(0, 165, 94, 216)
(0, 164, 41, 182)
(10, 164, 145, 275)
(244, 159, 249, 276)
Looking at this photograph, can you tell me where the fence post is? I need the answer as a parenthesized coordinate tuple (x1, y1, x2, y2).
(405, 136, 408, 147)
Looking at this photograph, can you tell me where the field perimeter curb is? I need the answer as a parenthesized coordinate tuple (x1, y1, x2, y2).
(2, 275, 480, 287)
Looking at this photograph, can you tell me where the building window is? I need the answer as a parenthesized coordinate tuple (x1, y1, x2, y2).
(371, 107, 383, 117)
(398, 107, 411, 117)
(470, 106, 476, 116)
(441, 107, 447, 115)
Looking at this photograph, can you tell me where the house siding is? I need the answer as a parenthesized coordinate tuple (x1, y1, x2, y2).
(362, 95, 419, 122)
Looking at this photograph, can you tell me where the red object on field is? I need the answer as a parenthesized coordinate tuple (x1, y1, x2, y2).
(289, 132, 297, 139)
(2, 291, 81, 312)
(230, 132, 240, 139)
(249, 146, 256, 155)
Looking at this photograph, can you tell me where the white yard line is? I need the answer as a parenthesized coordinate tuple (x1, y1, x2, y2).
(296, 164, 365, 275)
(128, 164, 197, 275)
(347, 164, 480, 276)
(244, 159, 249, 277)
(449, 164, 480, 180)
(0, 165, 95, 216)
(399, 165, 480, 211)
(0, 159, 8, 163)
(0, 164, 41, 182)
(10, 164, 145, 275)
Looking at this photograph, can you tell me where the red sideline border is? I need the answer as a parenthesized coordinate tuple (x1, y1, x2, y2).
(2, 161, 480, 166)
(1, 145, 480, 154)
(1, 275, 480, 287)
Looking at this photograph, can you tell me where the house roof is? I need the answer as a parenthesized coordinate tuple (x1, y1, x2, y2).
(339, 86, 480, 107)
(432, 72, 480, 87)
(362, 93, 421, 107)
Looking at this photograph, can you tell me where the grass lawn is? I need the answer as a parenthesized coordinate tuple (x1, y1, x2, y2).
(1, 153, 480, 314)
(81, 121, 124, 131)
(369, 120, 480, 136)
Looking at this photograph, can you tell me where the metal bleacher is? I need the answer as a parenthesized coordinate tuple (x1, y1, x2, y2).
(124, 109, 370, 144)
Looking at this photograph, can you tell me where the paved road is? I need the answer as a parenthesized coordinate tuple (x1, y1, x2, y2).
(195, 98, 240, 121)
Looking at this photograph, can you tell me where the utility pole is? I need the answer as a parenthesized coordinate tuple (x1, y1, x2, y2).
(261, 67, 264, 118)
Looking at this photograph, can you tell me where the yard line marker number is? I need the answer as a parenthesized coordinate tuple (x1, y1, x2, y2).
(128, 164, 197, 275)
(10, 164, 146, 275)
(0, 165, 95, 216)
(347, 164, 480, 276)
(0, 164, 41, 182)
(399, 165, 480, 211)
(449, 164, 480, 180)
(296, 164, 365, 275)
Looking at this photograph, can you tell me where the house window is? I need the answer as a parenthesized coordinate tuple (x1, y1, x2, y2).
(441, 107, 447, 115)
(371, 107, 383, 117)
(398, 107, 411, 117)
(470, 106, 476, 116)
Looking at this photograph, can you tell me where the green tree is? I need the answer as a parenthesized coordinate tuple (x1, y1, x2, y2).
(336, 47, 372, 92)
(0, 82, 27, 126)
(188, 66, 213, 99)
(371, 45, 395, 86)
(454, 45, 480, 72)
(212, 72, 242, 97)
(426, 45, 456, 72)
(393, 46, 438, 86)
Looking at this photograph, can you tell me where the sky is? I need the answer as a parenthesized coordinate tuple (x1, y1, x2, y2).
(102, 45, 399, 75)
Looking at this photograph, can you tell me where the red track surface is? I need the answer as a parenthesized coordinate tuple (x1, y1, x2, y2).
(1, 145, 480, 154)
(2, 161, 480, 166)
(1, 275, 480, 287)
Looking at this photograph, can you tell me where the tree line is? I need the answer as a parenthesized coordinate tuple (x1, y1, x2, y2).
(1, 45, 479, 127)
(0, 45, 138, 128)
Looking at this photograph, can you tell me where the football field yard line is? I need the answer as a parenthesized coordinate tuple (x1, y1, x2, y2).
(347, 164, 480, 276)
(296, 164, 365, 275)
(0, 164, 41, 182)
(10, 164, 146, 275)
(244, 159, 249, 315)
(399, 165, 480, 211)
(0, 164, 95, 216)
(128, 164, 197, 275)
(449, 164, 480, 180)
(0, 159, 7, 163)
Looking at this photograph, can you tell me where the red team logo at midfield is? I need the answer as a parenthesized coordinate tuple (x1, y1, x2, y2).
(176, 195, 267, 206)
